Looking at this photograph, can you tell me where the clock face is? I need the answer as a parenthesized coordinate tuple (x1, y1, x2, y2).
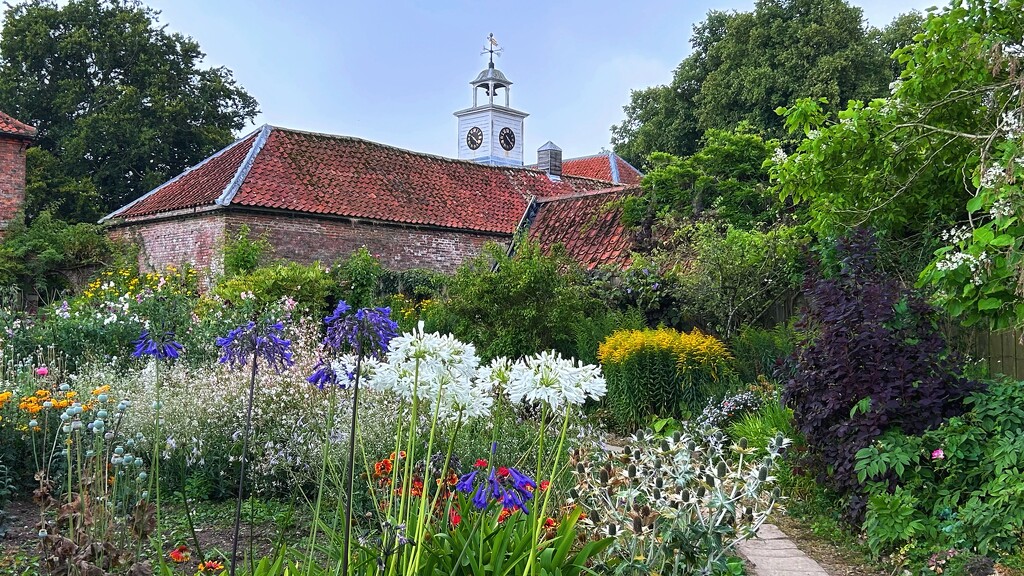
(466, 127, 483, 150)
(499, 127, 516, 151)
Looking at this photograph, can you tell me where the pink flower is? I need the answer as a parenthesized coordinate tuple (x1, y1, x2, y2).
(932, 449, 945, 460)
(35, 366, 48, 377)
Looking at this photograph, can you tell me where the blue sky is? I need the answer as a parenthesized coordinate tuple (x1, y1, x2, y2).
(147, 0, 937, 162)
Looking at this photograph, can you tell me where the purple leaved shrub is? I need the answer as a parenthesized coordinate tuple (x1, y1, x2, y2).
(784, 229, 979, 519)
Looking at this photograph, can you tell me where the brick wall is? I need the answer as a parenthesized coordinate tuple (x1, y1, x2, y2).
(108, 213, 226, 280)
(0, 136, 28, 234)
(224, 211, 508, 273)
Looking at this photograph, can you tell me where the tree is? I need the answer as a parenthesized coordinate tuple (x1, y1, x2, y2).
(772, 0, 1024, 330)
(611, 0, 921, 167)
(0, 0, 259, 221)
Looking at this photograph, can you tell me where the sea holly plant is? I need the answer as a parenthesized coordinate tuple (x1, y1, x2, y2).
(570, 428, 789, 575)
(215, 317, 294, 576)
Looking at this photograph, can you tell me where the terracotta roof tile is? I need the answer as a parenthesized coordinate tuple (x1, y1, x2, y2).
(108, 126, 614, 234)
(557, 152, 643, 185)
(528, 187, 640, 270)
(0, 110, 37, 139)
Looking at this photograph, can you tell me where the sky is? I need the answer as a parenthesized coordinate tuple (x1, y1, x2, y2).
(146, 0, 938, 163)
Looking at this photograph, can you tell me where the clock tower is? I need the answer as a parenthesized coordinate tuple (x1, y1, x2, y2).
(454, 34, 528, 166)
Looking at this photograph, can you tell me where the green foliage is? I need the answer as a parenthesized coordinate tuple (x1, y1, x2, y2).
(427, 241, 603, 361)
(611, 0, 917, 165)
(222, 225, 271, 277)
(599, 327, 734, 431)
(571, 307, 646, 366)
(773, 0, 1024, 330)
(211, 261, 336, 319)
(854, 379, 1024, 560)
(0, 211, 123, 302)
(728, 401, 795, 453)
(622, 128, 788, 230)
(0, 0, 258, 221)
(333, 247, 386, 309)
(730, 324, 796, 383)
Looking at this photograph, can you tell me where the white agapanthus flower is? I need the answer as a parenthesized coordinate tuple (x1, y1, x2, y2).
(367, 322, 491, 421)
(506, 351, 606, 412)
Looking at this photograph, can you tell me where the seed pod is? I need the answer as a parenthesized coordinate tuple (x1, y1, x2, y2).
(705, 473, 715, 487)
(621, 444, 631, 455)
(681, 489, 690, 502)
(758, 466, 768, 482)
(655, 477, 664, 489)
(599, 468, 610, 485)
(687, 441, 696, 452)
(654, 458, 662, 470)
(569, 488, 580, 500)
(697, 485, 706, 499)
(672, 431, 682, 443)
(661, 440, 671, 452)
(576, 462, 585, 474)
(772, 487, 781, 499)
(628, 464, 637, 478)
(608, 523, 617, 537)
(716, 461, 728, 478)
(632, 516, 643, 534)
(633, 449, 642, 460)
(739, 437, 748, 449)
(635, 429, 646, 442)
(653, 488, 662, 501)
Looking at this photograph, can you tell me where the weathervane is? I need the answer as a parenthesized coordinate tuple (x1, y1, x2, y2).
(481, 33, 502, 66)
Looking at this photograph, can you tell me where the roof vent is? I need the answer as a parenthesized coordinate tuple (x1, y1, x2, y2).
(537, 141, 562, 178)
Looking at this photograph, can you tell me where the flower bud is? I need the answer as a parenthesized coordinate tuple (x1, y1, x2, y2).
(28, 419, 38, 428)
(38, 529, 47, 538)
(759, 466, 768, 482)
(576, 463, 585, 475)
(632, 516, 643, 533)
(738, 437, 748, 449)
(672, 431, 682, 443)
(717, 462, 728, 478)
(681, 489, 690, 502)
(97, 394, 109, 402)
(661, 440, 670, 452)
(627, 464, 637, 478)
(697, 486, 706, 498)
(599, 468, 609, 485)
(60, 384, 70, 392)
(608, 523, 617, 537)
(635, 430, 645, 442)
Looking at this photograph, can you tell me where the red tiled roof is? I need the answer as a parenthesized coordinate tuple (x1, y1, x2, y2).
(107, 126, 613, 234)
(528, 186, 640, 270)
(559, 152, 643, 185)
(0, 110, 37, 139)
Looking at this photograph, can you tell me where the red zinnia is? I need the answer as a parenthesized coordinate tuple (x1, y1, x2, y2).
(475, 458, 488, 468)
(540, 480, 550, 491)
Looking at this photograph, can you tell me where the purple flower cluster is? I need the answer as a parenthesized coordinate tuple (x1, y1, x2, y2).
(323, 300, 398, 360)
(456, 466, 537, 514)
(132, 330, 183, 360)
(216, 321, 294, 372)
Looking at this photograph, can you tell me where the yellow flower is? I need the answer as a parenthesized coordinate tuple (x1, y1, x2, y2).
(92, 385, 111, 396)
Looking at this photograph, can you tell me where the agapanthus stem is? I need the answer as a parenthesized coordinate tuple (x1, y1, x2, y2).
(524, 406, 572, 576)
(305, 386, 336, 576)
(340, 353, 364, 576)
(230, 354, 258, 576)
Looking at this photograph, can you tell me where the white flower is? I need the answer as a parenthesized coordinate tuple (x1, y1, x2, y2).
(990, 197, 1014, 219)
(505, 351, 606, 412)
(981, 165, 1004, 188)
(806, 129, 821, 140)
(999, 109, 1022, 139)
(771, 147, 787, 164)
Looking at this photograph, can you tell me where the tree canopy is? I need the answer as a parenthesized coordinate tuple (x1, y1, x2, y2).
(0, 0, 259, 222)
(611, 0, 922, 167)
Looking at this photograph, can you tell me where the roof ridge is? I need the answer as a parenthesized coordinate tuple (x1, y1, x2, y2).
(217, 124, 272, 206)
(267, 125, 609, 183)
(536, 185, 637, 203)
(100, 128, 260, 222)
(607, 151, 621, 183)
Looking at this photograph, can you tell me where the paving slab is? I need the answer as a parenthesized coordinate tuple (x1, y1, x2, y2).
(738, 524, 829, 576)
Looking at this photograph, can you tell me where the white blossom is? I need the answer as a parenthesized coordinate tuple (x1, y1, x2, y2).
(505, 351, 606, 412)
(771, 147, 787, 164)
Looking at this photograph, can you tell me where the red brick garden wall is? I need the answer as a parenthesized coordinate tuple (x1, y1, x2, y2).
(108, 213, 226, 278)
(224, 211, 506, 273)
(0, 137, 28, 235)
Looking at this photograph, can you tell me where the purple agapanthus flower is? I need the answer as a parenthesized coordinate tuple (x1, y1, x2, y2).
(307, 358, 339, 389)
(216, 321, 294, 372)
(455, 470, 477, 493)
(132, 330, 183, 360)
(458, 463, 538, 512)
(322, 300, 398, 360)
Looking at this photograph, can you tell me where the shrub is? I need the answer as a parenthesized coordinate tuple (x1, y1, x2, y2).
(211, 261, 337, 319)
(856, 379, 1024, 561)
(728, 401, 795, 453)
(784, 230, 976, 518)
(332, 247, 386, 309)
(730, 324, 796, 383)
(598, 327, 733, 431)
(428, 241, 604, 361)
(222, 224, 271, 276)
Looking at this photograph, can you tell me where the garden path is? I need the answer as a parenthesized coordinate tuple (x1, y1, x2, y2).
(738, 524, 829, 576)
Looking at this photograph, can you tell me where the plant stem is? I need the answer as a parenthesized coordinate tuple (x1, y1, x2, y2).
(305, 385, 337, 576)
(230, 354, 259, 576)
(340, 353, 364, 576)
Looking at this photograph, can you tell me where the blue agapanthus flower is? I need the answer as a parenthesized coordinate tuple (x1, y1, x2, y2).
(216, 320, 294, 372)
(132, 330, 183, 360)
(323, 300, 398, 360)
(457, 464, 537, 512)
(307, 358, 339, 389)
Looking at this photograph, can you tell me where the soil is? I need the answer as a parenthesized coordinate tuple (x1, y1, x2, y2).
(1, 497, 301, 572)
(773, 513, 889, 576)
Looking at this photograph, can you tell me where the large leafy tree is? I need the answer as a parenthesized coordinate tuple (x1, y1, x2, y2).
(611, 0, 921, 167)
(0, 0, 259, 222)
(772, 0, 1024, 330)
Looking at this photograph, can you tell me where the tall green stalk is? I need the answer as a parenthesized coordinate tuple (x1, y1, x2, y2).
(305, 385, 337, 576)
(230, 354, 259, 576)
(340, 353, 364, 576)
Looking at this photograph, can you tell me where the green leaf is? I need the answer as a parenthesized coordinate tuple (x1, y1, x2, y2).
(979, 298, 1002, 311)
(967, 195, 984, 213)
(991, 234, 1015, 247)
